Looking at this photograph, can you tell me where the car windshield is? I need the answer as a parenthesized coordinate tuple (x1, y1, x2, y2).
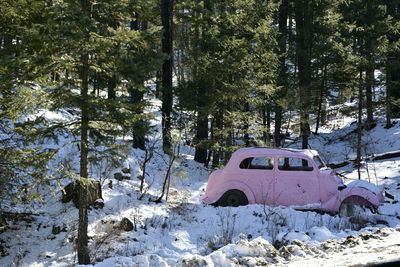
(313, 156, 327, 169)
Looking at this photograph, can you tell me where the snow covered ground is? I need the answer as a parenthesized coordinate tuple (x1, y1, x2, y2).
(1, 100, 400, 267)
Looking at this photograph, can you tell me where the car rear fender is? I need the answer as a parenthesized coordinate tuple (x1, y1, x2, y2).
(205, 170, 223, 192)
(204, 180, 256, 205)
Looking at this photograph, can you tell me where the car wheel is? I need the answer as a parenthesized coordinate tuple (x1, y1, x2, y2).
(339, 197, 376, 223)
(218, 189, 248, 207)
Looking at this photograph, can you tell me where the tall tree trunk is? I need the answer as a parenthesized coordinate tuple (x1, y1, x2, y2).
(205, 119, 214, 168)
(388, 58, 400, 118)
(194, 0, 211, 164)
(365, 66, 374, 127)
(386, 56, 393, 128)
(129, 13, 146, 150)
(92, 71, 97, 95)
(365, 0, 375, 128)
(315, 64, 327, 134)
(107, 74, 117, 99)
(386, 0, 400, 120)
(161, 0, 173, 154)
(274, 107, 283, 147)
(129, 86, 145, 150)
(243, 102, 250, 147)
(194, 108, 208, 163)
(356, 70, 363, 180)
(77, 0, 91, 264)
(274, 0, 288, 148)
(78, 53, 90, 265)
(261, 104, 271, 145)
(224, 103, 233, 164)
(295, 0, 312, 149)
(212, 108, 223, 168)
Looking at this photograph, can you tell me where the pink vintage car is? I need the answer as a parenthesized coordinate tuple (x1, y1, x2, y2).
(203, 147, 385, 214)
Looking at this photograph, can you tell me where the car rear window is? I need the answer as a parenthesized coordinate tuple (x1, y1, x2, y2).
(278, 157, 313, 171)
(239, 157, 274, 170)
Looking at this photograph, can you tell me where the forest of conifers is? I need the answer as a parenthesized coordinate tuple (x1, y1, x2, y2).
(1, 0, 400, 263)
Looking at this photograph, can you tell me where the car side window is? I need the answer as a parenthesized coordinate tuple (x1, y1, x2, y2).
(278, 157, 313, 171)
(239, 157, 274, 170)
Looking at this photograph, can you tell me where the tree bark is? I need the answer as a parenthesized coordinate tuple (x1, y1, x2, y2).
(386, 0, 400, 119)
(365, 0, 375, 127)
(365, 66, 374, 126)
(356, 70, 363, 180)
(78, 48, 90, 266)
(77, 0, 91, 264)
(161, 0, 174, 154)
(262, 104, 271, 145)
(129, 13, 146, 150)
(315, 64, 327, 134)
(129, 86, 145, 150)
(205, 118, 214, 168)
(224, 103, 233, 164)
(295, 0, 312, 149)
(274, 0, 288, 148)
(92, 71, 97, 95)
(194, 0, 212, 163)
(243, 102, 250, 147)
(386, 55, 393, 128)
(212, 108, 223, 168)
(194, 108, 208, 163)
(107, 74, 117, 99)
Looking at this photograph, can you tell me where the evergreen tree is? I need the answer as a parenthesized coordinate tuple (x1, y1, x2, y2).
(175, 0, 277, 164)
(0, 1, 55, 204)
(0, 0, 161, 263)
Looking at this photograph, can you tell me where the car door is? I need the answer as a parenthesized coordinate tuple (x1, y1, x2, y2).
(237, 156, 275, 205)
(273, 156, 320, 207)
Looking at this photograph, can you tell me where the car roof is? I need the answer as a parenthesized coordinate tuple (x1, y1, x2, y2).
(231, 147, 318, 159)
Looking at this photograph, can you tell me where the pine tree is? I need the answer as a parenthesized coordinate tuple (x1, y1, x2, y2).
(0, 1, 55, 204)
(175, 0, 277, 164)
(0, 0, 162, 263)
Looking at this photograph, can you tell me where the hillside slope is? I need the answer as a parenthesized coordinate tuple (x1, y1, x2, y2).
(1, 101, 400, 267)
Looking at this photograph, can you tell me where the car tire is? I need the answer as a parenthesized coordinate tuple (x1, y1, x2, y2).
(218, 189, 248, 207)
(339, 196, 376, 222)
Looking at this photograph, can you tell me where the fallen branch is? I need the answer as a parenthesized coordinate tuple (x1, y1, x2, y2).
(328, 150, 400, 169)
(329, 161, 351, 169)
(371, 150, 400, 161)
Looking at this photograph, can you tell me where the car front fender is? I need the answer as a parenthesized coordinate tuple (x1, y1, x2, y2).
(322, 180, 384, 213)
(336, 186, 383, 212)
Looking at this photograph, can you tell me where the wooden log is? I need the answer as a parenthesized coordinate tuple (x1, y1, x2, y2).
(329, 161, 351, 169)
(372, 150, 400, 161)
